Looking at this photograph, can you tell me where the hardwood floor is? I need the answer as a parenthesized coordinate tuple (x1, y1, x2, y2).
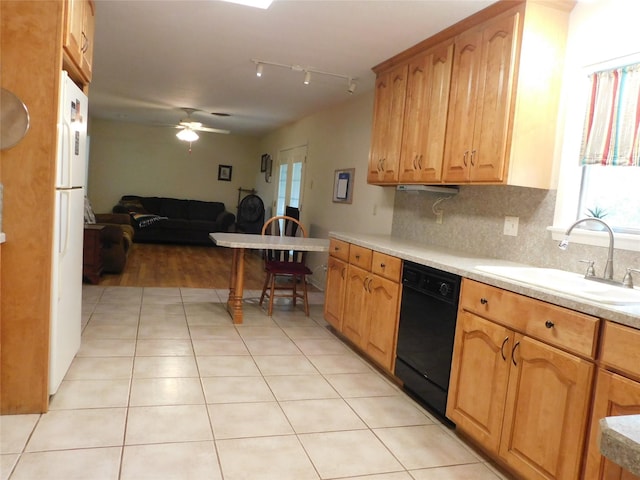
(96, 243, 266, 289)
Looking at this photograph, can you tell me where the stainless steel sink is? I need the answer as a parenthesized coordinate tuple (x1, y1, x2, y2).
(475, 265, 640, 305)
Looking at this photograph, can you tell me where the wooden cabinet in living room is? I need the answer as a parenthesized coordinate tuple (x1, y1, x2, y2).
(323, 239, 349, 331)
(63, 0, 95, 84)
(447, 279, 598, 480)
(584, 321, 640, 480)
(367, 63, 408, 184)
(398, 40, 454, 183)
(337, 244, 402, 372)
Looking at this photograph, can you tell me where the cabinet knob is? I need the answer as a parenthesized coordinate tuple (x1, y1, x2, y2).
(480, 297, 488, 305)
(355, 254, 360, 260)
(545, 320, 555, 329)
(380, 263, 386, 269)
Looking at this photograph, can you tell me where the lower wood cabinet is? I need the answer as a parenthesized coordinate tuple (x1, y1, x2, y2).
(324, 239, 402, 372)
(324, 255, 347, 330)
(342, 263, 400, 370)
(447, 279, 597, 480)
(584, 321, 640, 480)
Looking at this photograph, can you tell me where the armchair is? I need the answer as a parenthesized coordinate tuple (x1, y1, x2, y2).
(93, 213, 134, 273)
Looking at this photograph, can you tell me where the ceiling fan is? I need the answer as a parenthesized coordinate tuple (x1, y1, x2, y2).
(175, 108, 230, 142)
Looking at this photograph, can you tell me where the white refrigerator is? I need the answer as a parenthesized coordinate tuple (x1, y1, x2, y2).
(49, 71, 88, 394)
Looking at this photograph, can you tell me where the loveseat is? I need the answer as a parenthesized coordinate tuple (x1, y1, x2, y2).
(113, 195, 236, 246)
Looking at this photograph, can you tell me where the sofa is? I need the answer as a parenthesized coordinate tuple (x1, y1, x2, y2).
(113, 195, 236, 246)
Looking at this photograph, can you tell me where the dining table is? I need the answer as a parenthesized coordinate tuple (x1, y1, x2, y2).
(209, 232, 330, 324)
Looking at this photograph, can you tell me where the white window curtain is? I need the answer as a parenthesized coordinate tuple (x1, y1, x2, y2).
(580, 63, 640, 166)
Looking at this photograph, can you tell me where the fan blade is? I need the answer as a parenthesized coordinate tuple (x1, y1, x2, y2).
(174, 124, 230, 135)
(194, 125, 231, 134)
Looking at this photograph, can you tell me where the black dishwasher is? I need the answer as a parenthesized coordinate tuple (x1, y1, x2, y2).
(395, 261, 461, 424)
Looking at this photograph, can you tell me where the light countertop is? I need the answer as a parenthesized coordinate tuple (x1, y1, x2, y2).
(210, 232, 329, 252)
(599, 415, 640, 476)
(329, 232, 640, 329)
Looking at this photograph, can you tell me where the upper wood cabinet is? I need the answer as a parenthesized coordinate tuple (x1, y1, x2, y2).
(443, 11, 517, 183)
(63, 0, 95, 84)
(367, 64, 408, 184)
(398, 41, 454, 183)
(368, 0, 572, 189)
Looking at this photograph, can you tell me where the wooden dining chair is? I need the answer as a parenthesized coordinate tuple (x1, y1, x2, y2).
(259, 215, 312, 316)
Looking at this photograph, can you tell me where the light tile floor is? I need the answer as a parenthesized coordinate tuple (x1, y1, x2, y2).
(1, 286, 513, 480)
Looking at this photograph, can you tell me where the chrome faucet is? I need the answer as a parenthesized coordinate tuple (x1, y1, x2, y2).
(558, 217, 615, 281)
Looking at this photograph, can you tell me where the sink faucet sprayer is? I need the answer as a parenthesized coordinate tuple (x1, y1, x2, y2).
(558, 217, 615, 281)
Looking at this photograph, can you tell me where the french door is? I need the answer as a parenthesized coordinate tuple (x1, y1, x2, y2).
(275, 145, 306, 216)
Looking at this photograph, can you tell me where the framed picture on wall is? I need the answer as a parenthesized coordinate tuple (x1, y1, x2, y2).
(260, 153, 270, 172)
(218, 164, 232, 181)
(333, 168, 354, 204)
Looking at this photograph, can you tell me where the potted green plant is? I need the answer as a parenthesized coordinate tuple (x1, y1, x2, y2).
(585, 206, 608, 219)
(584, 206, 608, 230)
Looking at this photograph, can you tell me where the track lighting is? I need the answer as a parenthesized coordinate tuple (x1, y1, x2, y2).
(348, 78, 357, 94)
(251, 58, 357, 94)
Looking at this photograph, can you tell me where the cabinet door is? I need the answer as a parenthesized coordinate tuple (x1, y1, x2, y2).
(446, 310, 512, 454)
(363, 274, 400, 371)
(399, 41, 453, 183)
(470, 11, 518, 183)
(442, 28, 483, 183)
(367, 64, 408, 184)
(80, 0, 95, 82)
(63, 0, 84, 66)
(500, 334, 594, 480)
(585, 370, 640, 480)
(342, 264, 369, 347)
(324, 256, 347, 331)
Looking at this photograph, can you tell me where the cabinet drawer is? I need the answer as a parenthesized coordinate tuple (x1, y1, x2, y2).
(349, 245, 372, 270)
(371, 252, 402, 282)
(461, 279, 599, 359)
(601, 321, 640, 382)
(329, 238, 350, 262)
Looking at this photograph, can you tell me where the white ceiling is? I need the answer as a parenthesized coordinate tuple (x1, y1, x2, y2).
(90, 0, 496, 136)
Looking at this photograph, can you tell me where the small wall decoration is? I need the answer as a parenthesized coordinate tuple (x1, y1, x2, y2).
(218, 164, 233, 181)
(260, 153, 270, 172)
(264, 155, 273, 183)
(333, 168, 354, 204)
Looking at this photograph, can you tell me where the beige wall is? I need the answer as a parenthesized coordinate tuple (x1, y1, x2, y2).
(87, 119, 261, 213)
(255, 91, 396, 286)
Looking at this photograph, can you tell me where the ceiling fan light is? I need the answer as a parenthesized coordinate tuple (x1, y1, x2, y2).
(176, 128, 199, 142)
(303, 71, 311, 85)
(256, 63, 264, 77)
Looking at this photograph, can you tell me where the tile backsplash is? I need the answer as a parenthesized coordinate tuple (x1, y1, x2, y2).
(392, 185, 637, 278)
